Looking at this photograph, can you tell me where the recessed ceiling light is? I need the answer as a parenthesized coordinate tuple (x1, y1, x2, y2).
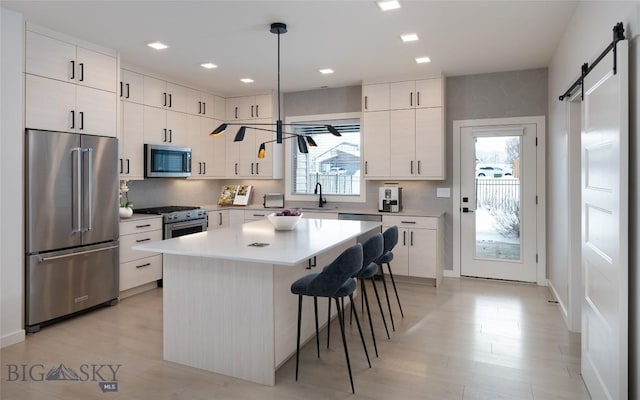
(200, 63, 218, 69)
(378, 0, 400, 11)
(240, 78, 254, 83)
(319, 69, 334, 74)
(401, 33, 419, 42)
(147, 42, 168, 50)
(415, 56, 431, 64)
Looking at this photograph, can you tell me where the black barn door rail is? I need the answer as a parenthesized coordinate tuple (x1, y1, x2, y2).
(559, 22, 626, 101)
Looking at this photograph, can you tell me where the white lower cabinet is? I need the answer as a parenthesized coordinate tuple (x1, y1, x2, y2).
(119, 217, 163, 293)
(208, 210, 229, 229)
(381, 215, 443, 286)
(244, 210, 269, 222)
(302, 212, 338, 220)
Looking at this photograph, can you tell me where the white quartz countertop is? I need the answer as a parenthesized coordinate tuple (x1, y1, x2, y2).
(134, 218, 381, 266)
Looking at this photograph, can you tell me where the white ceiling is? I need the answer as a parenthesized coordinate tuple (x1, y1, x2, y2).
(2, 1, 578, 97)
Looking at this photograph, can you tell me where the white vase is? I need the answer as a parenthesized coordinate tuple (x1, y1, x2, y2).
(119, 207, 133, 218)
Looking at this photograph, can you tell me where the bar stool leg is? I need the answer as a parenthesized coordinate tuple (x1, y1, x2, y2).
(349, 294, 372, 368)
(369, 277, 390, 339)
(378, 266, 396, 331)
(335, 297, 355, 394)
(360, 279, 379, 357)
(326, 299, 331, 348)
(386, 262, 404, 318)
(295, 295, 303, 381)
(313, 296, 320, 358)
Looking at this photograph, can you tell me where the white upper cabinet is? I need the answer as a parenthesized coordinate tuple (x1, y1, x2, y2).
(362, 83, 389, 111)
(120, 69, 144, 104)
(143, 76, 167, 108)
(26, 31, 117, 93)
(166, 82, 197, 114)
(389, 78, 442, 110)
(389, 81, 416, 110)
(119, 101, 144, 179)
(361, 77, 445, 180)
(226, 94, 273, 120)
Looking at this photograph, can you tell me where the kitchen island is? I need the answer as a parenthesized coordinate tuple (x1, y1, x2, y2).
(135, 218, 381, 385)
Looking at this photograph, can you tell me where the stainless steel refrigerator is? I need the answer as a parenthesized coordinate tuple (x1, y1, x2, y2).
(25, 129, 119, 332)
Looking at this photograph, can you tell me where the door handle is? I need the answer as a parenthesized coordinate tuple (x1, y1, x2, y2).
(255, 162, 259, 175)
(462, 207, 474, 213)
(235, 106, 238, 119)
(135, 238, 151, 243)
(365, 161, 368, 174)
(120, 81, 123, 97)
(410, 92, 413, 107)
(255, 104, 259, 117)
(70, 110, 75, 129)
(39, 245, 119, 262)
(417, 92, 420, 106)
(163, 129, 167, 142)
(126, 83, 130, 99)
(198, 162, 202, 174)
(410, 231, 414, 246)
(84, 147, 93, 231)
(169, 129, 172, 143)
(403, 231, 406, 246)
(218, 212, 222, 226)
(410, 160, 414, 174)
(251, 163, 254, 175)
(168, 93, 172, 108)
(203, 102, 206, 115)
(79, 111, 84, 130)
(78, 63, 84, 81)
(417, 160, 421, 174)
(163, 92, 167, 107)
(70, 60, 75, 80)
(71, 147, 82, 233)
(203, 162, 206, 175)
(119, 158, 123, 174)
(198, 101, 202, 114)
(251, 105, 254, 118)
(136, 263, 151, 269)
(235, 163, 238, 175)
(364, 96, 368, 110)
(126, 159, 130, 174)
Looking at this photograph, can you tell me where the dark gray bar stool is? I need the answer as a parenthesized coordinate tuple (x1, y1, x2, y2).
(290, 243, 371, 394)
(375, 226, 404, 331)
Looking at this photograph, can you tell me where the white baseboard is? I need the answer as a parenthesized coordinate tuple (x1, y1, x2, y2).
(119, 282, 158, 299)
(548, 279, 571, 330)
(1, 329, 25, 348)
(443, 269, 459, 278)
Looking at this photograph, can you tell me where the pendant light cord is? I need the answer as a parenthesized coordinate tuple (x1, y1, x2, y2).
(277, 30, 281, 122)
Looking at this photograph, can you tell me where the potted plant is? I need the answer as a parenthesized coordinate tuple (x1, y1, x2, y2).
(119, 180, 134, 218)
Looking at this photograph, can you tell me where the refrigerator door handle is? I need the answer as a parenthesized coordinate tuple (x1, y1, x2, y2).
(39, 245, 119, 262)
(71, 147, 83, 233)
(84, 148, 94, 231)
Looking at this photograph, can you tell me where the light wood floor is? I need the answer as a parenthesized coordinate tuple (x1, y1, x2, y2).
(1, 278, 589, 399)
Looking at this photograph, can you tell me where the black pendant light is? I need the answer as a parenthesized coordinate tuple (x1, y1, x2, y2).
(210, 22, 341, 155)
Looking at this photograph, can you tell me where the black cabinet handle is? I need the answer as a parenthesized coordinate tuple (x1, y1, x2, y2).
(119, 158, 123, 174)
(70, 110, 75, 129)
(255, 104, 259, 117)
(120, 81, 123, 97)
(365, 161, 368, 174)
(364, 95, 368, 110)
(255, 162, 259, 175)
(403, 231, 406, 246)
(79, 111, 84, 130)
(198, 162, 202, 174)
(126, 159, 130, 174)
(235, 106, 238, 119)
(135, 238, 151, 243)
(198, 101, 202, 114)
(135, 224, 151, 228)
(218, 212, 222, 226)
(251, 162, 254, 175)
(410, 231, 414, 246)
(417, 91, 420, 106)
(234, 163, 238, 175)
(168, 94, 172, 108)
(126, 83, 130, 99)
(163, 128, 167, 142)
(70, 60, 75, 80)
(308, 256, 317, 270)
(203, 102, 206, 115)
(401, 221, 417, 224)
(417, 160, 421, 174)
(203, 162, 206, 175)
(410, 92, 413, 107)
(410, 160, 414, 174)
(168, 129, 172, 143)
(253, 214, 265, 217)
(163, 92, 167, 107)
(136, 263, 151, 269)
(79, 63, 84, 81)
(251, 105, 254, 118)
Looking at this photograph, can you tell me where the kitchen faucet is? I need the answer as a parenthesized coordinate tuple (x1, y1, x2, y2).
(314, 182, 326, 208)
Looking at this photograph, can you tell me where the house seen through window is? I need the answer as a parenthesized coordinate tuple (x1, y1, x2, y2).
(291, 119, 361, 196)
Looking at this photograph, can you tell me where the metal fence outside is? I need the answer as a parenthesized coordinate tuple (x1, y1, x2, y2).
(476, 178, 520, 209)
(307, 174, 359, 194)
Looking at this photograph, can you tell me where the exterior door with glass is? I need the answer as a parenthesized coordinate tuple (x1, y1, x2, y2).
(460, 124, 538, 282)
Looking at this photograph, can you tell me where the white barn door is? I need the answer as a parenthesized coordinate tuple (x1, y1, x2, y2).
(581, 39, 628, 399)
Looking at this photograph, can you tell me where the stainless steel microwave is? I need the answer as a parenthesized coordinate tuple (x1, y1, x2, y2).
(144, 144, 192, 178)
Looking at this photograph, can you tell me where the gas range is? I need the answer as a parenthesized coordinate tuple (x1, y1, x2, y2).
(135, 206, 207, 224)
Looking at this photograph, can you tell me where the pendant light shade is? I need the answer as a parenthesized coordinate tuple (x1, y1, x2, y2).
(297, 135, 309, 153)
(234, 126, 247, 142)
(257, 143, 266, 159)
(305, 136, 317, 147)
(211, 123, 227, 136)
(327, 125, 342, 136)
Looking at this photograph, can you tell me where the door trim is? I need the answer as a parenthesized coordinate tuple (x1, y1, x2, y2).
(452, 116, 546, 285)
